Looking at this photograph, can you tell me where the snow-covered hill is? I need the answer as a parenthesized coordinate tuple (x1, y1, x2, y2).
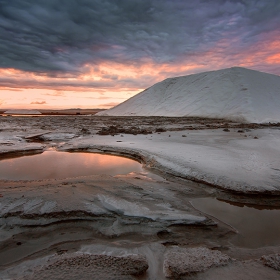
(98, 67, 280, 123)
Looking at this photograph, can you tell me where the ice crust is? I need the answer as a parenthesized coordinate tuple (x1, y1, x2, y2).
(1, 252, 148, 280)
(163, 246, 231, 277)
(1, 126, 280, 194)
(67, 128, 280, 194)
(97, 67, 280, 123)
(0, 175, 208, 235)
(98, 194, 205, 223)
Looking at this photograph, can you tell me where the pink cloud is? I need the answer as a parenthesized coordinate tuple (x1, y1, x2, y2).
(99, 102, 120, 108)
(30, 101, 47, 105)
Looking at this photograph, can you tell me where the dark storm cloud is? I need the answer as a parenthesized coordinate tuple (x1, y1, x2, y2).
(0, 0, 280, 74)
(0, 74, 152, 90)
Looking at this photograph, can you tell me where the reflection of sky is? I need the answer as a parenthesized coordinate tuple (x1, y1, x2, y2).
(0, 152, 143, 180)
(0, 1, 279, 109)
(192, 197, 280, 248)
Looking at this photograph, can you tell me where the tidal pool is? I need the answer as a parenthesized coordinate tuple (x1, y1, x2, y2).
(0, 151, 144, 180)
(191, 197, 280, 248)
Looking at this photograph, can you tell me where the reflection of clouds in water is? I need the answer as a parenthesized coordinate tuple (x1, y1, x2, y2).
(192, 197, 280, 248)
(75, 152, 142, 174)
(0, 152, 143, 180)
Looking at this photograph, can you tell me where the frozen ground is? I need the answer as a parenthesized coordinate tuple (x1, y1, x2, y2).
(1, 115, 280, 279)
(65, 127, 280, 194)
(1, 115, 280, 194)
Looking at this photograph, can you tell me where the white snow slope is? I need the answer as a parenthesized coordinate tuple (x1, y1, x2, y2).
(97, 67, 280, 123)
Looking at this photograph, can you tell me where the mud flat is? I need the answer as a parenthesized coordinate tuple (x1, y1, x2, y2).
(1, 116, 280, 279)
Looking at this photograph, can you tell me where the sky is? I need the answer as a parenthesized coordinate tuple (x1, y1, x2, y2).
(0, 0, 280, 110)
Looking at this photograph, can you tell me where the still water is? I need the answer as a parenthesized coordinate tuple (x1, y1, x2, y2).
(0, 151, 144, 180)
(191, 197, 280, 248)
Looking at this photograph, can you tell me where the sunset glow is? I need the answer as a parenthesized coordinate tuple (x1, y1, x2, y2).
(0, 0, 279, 110)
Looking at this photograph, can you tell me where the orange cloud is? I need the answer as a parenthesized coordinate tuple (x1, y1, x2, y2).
(99, 102, 121, 108)
(30, 101, 47, 105)
(1, 28, 279, 110)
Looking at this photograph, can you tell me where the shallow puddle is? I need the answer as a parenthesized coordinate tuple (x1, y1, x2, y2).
(0, 151, 144, 180)
(191, 197, 280, 248)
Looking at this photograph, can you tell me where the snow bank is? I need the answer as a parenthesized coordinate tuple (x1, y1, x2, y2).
(97, 67, 280, 123)
(64, 128, 280, 194)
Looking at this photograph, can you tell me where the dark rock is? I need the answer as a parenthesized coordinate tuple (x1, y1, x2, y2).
(97, 125, 152, 135)
(261, 254, 280, 271)
(155, 128, 167, 132)
(81, 128, 91, 134)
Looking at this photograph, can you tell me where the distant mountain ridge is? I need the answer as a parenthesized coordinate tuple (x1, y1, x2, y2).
(4, 109, 41, 115)
(97, 67, 280, 123)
